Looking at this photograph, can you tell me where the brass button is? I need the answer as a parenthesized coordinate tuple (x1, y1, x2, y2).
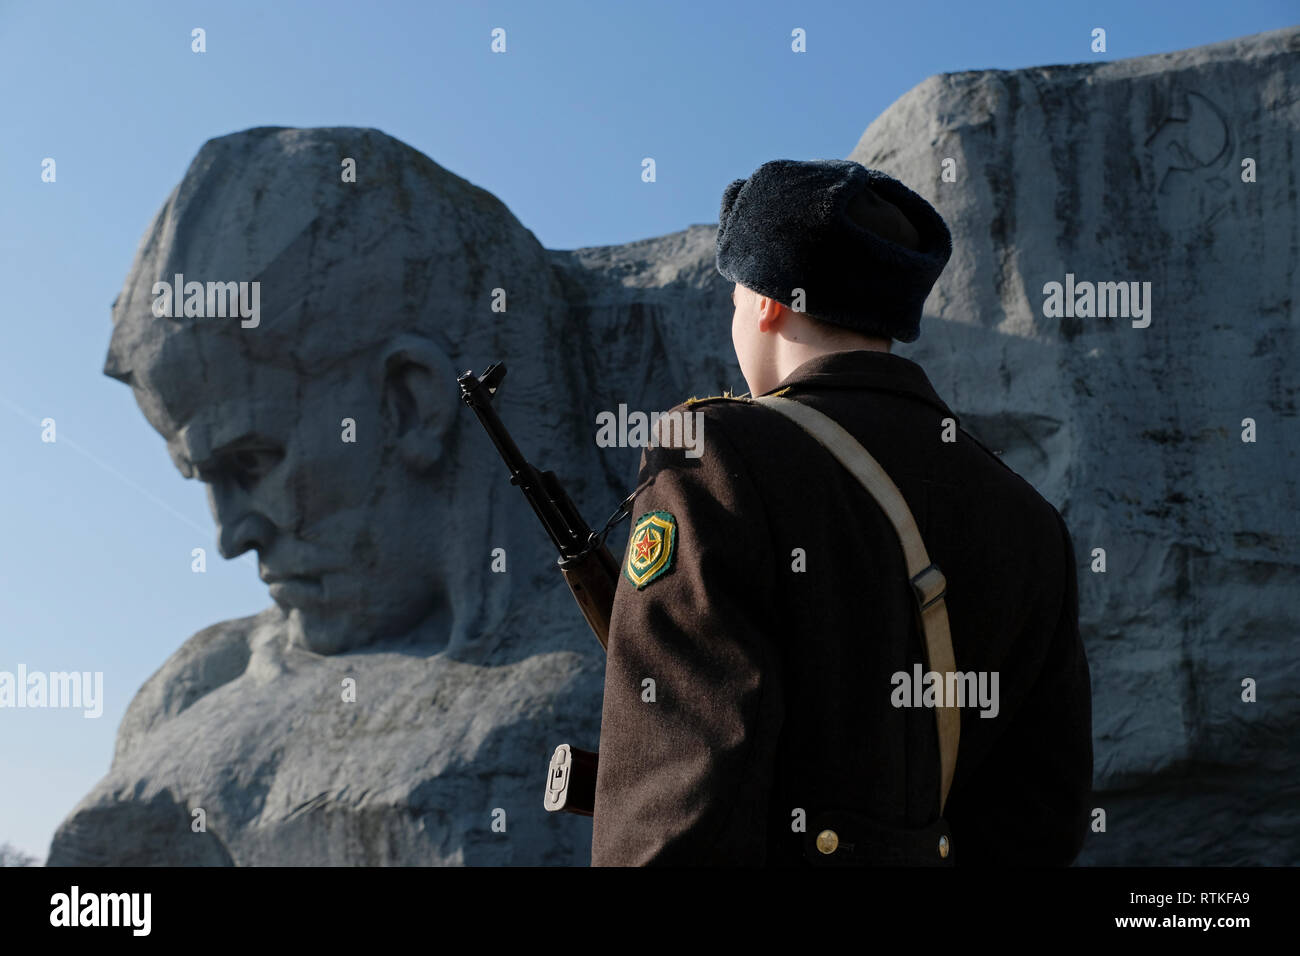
(815, 829, 839, 855)
(938, 835, 950, 858)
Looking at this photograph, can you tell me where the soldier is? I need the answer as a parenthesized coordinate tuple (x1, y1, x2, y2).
(590, 159, 1093, 866)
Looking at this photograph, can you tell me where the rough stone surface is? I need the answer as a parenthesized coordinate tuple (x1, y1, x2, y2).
(850, 26, 1300, 865)
(51, 26, 1298, 866)
(50, 127, 613, 866)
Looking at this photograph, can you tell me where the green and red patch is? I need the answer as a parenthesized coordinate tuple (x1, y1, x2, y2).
(624, 511, 677, 589)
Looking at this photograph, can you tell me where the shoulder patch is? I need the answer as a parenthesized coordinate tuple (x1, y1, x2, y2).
(624, 510, 678, 589)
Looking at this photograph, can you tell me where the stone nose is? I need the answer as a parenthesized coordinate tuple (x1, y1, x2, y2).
(209, 482, 277, 559)
(218, 511, 276, 560)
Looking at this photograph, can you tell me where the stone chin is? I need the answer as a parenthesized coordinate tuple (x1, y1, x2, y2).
(284, 607, 362, 656)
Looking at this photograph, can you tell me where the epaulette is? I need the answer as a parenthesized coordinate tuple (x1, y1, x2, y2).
(685, 385, 793, 405)
(684, 390, 741, 405)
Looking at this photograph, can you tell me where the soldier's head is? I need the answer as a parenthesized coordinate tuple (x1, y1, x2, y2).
(728, 281, 895, 394)
(716, 159, 951, 393)
(104, 127, 568, 655)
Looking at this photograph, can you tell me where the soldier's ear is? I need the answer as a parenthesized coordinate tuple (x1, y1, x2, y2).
(380, 334, 458, 473)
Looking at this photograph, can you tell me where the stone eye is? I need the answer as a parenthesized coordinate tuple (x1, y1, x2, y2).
(226, 447, 283, 490)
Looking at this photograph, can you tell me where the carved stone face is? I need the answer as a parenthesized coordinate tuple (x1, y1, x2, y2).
(138, 333, 450, 656)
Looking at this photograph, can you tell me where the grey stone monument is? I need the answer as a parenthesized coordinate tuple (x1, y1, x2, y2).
(50, 127, 614, 865)
(52, 25, 1298, 865)
(849, 26, 1300, 864)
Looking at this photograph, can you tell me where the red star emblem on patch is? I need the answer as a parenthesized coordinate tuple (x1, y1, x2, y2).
(633, 528, 658, 562)
(624, 511, 677, 589)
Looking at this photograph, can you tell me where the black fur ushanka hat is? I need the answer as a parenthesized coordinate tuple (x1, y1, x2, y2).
(715, 159, 951, 343)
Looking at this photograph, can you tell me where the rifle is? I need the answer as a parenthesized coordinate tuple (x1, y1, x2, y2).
(457, 362, 626, 816)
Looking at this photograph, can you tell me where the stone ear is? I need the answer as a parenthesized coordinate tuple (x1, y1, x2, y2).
(381, 335, 457, 471)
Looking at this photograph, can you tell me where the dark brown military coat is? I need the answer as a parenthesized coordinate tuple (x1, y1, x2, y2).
(590, 349, 1092, 865)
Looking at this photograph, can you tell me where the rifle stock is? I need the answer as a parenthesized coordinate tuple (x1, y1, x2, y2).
(559, 546, 620, 651)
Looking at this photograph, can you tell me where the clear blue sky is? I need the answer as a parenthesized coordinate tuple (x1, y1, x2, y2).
(1, 0, 1293, 861)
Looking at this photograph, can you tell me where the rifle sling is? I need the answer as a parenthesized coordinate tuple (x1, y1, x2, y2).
(753, 395, 959, 816)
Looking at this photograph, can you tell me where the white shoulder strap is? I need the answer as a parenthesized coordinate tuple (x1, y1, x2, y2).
(753, 394, 960, 815)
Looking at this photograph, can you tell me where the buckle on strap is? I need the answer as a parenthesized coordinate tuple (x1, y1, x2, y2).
(910, 564, 947, 612)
